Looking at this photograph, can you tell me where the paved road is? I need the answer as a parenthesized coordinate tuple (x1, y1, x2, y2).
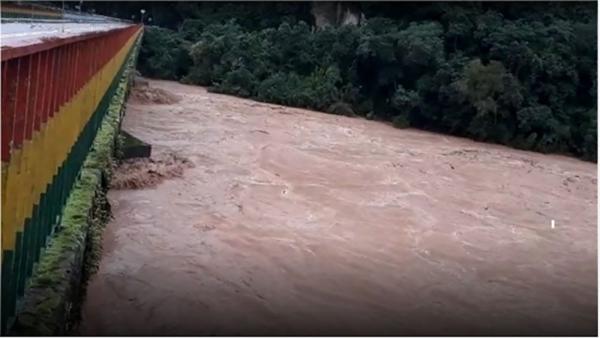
(79, 79, 597, 336)
(1, 22, 129, 49)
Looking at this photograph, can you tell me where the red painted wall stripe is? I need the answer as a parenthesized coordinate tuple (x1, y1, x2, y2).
(1, 60, 18, 162)
(13, 56, 30, 150)
(24, 53, 39, 141)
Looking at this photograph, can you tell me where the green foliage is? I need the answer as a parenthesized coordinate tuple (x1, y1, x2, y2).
(139, 26, 191, 80)
(391, 85, 420, 113)
(392, 114, 411, 129)
(327, 101, 356, 117)
(134, 2, 596, 161)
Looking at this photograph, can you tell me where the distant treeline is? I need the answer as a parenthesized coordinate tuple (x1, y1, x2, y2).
(96, 2, 597, 161)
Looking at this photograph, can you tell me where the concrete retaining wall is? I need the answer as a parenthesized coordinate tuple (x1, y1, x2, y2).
(1, 22, 142, 334)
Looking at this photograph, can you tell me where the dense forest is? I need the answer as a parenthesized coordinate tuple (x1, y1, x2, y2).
(83, 2, 597, 161)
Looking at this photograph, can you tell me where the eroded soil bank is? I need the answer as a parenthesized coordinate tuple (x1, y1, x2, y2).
(79, 79, 597, 336)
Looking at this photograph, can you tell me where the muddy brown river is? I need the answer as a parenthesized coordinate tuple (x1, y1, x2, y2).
(79, 79, 597, 336)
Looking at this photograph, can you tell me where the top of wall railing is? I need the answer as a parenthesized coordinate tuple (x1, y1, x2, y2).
(0, 1, 139, 61)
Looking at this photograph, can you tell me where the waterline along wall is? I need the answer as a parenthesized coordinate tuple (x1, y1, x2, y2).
(1, 23, 143, 333)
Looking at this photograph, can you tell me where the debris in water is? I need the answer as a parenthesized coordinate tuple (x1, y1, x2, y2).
(129, 81, 180, 105)
(111, 153, 193, 190)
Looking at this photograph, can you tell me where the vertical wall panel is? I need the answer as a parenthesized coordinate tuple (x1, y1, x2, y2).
(13, 57, 30, 150)
(1, 60, 18, 162)
(49, 49, 58, 119)
(25, 53, 40, 141)
(34, 51, 48, 132)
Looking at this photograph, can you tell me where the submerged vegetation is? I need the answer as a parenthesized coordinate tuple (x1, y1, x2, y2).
(99, 2, 597, 161)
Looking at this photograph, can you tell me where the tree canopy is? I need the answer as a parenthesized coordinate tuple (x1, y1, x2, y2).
(96, 2, 597, 161)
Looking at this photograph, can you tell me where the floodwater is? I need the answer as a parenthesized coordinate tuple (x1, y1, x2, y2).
(79, 79, 597, 336)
